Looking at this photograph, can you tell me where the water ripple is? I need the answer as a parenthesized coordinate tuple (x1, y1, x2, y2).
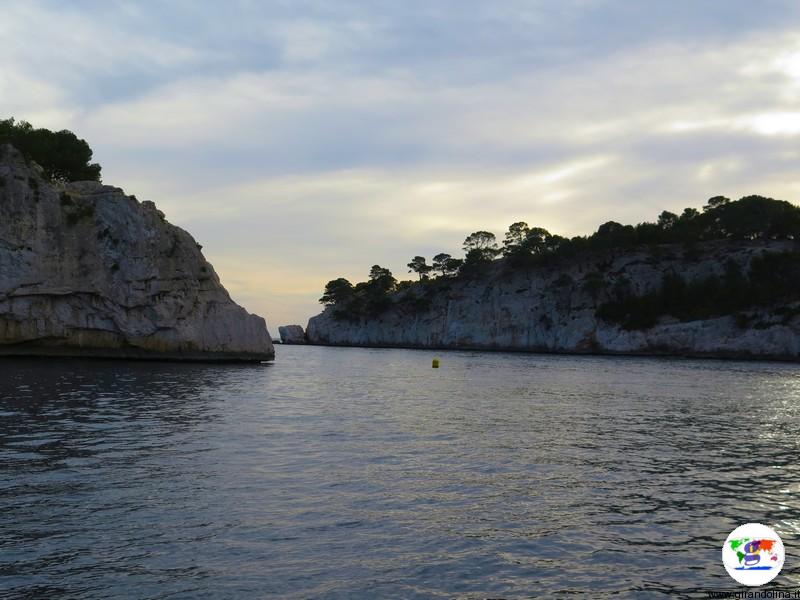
(1, 349, 799, 598)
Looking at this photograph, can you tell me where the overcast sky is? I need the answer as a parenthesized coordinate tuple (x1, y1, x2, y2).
(3, 1, 800, 329)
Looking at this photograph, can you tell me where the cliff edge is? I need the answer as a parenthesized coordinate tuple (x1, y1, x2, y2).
(0, 144, 274, 361)
(307, 240, 800, 361)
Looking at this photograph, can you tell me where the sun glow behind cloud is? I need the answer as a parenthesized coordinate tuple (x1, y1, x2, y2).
(2, 1, 800, 327)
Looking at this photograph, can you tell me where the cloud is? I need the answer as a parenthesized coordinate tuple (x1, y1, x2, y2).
(156, 156, 621, 326)
(2, 1, 800, 327)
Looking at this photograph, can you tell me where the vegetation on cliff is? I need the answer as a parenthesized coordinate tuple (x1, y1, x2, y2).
(320, 195, 800, 327)
(597, 252, 800, 330)
(0, 118, 101, 182)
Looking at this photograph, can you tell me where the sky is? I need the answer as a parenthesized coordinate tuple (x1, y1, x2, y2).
(3, 1, 800, 330)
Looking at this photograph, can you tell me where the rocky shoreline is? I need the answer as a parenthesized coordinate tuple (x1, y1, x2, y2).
(302, 339, 800, 363)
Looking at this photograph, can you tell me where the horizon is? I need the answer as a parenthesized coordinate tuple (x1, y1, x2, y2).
(4, 1, 800, 328)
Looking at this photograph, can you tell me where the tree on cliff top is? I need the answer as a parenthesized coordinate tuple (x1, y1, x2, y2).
(367, 265, 397, 292)
(407, 256, 433, 280)
(432, 253, 462, 277)
(320, 278, 354, 305)
(317, 194, 800, 320)
(463, 231, 499, 254)
(0, 118, 102, 182)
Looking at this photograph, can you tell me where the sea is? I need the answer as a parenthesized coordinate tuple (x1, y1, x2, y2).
(1, 345, 799, 598)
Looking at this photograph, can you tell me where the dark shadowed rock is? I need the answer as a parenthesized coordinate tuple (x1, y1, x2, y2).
(278, 325, 306, 344)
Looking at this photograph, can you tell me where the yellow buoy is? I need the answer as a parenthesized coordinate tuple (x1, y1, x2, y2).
(432, 358, 440, 368)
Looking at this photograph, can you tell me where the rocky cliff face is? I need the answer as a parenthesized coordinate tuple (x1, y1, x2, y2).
(278, 325, 306, 344)
(0, 144, 274, 361)
(307, 242, 800, 360)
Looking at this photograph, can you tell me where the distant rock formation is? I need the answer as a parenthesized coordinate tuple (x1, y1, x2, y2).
(307, 241, 800, 361)
(278, 325, 306, 345)
(0, 144, 274, 361)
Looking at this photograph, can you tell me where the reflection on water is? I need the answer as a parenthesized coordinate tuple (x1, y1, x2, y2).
(1, 349, 799, 598)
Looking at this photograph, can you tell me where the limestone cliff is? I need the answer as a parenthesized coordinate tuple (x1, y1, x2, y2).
(0, 144, 274, 361)
(307, 241, 800, 360)
(278, 325, 306, 344)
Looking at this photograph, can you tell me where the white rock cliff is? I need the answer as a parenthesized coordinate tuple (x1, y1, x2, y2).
(0, 144, 274, 361)
(307, 242, 800, 360)
(278, 325, 306, 344)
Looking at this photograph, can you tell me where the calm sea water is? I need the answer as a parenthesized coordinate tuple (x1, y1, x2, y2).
(1, 346, 799, 599)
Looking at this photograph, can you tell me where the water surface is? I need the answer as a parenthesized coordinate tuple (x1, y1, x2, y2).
(1, 346, 799, 598)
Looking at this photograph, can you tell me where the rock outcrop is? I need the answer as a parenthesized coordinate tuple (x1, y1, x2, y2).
(278, 325, 306, 345)
(0, 144, 274, 361)
(307, 241, 800, 360)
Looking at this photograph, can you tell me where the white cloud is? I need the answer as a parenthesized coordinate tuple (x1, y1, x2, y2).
(0, 2, 205, 81)
(742, 112, 800, 136)
(2, 2, 800, 326)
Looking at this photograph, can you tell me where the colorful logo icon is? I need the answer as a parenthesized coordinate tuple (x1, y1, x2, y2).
(722, 523, 784, 586)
